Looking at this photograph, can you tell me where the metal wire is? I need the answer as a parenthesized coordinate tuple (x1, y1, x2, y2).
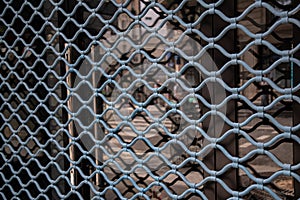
(0, 0, 299, 199)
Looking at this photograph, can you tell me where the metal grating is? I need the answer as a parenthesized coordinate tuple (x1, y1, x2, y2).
(0, 0, 300, 199)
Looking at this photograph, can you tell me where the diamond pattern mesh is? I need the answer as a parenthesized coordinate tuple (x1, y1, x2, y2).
(0, 0, 299, 199)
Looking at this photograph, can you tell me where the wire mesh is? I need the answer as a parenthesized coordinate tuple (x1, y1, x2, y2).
(0, 0, 299, 199)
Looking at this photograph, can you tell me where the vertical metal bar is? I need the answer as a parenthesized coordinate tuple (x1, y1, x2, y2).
(44, 1, 70, 198)
(201, 1, 238, 199)
(62, 0, 83, 194)
(200, 2, 216, 197)
(214, 0, 238, 197)
(293, 5, 300, 197)
(91, 45, 103, 189)
(65, 45, 77, 188)
(58, 20, 70, 200)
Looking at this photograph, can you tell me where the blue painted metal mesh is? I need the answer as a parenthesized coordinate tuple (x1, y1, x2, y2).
(0, 0, 300, 199)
